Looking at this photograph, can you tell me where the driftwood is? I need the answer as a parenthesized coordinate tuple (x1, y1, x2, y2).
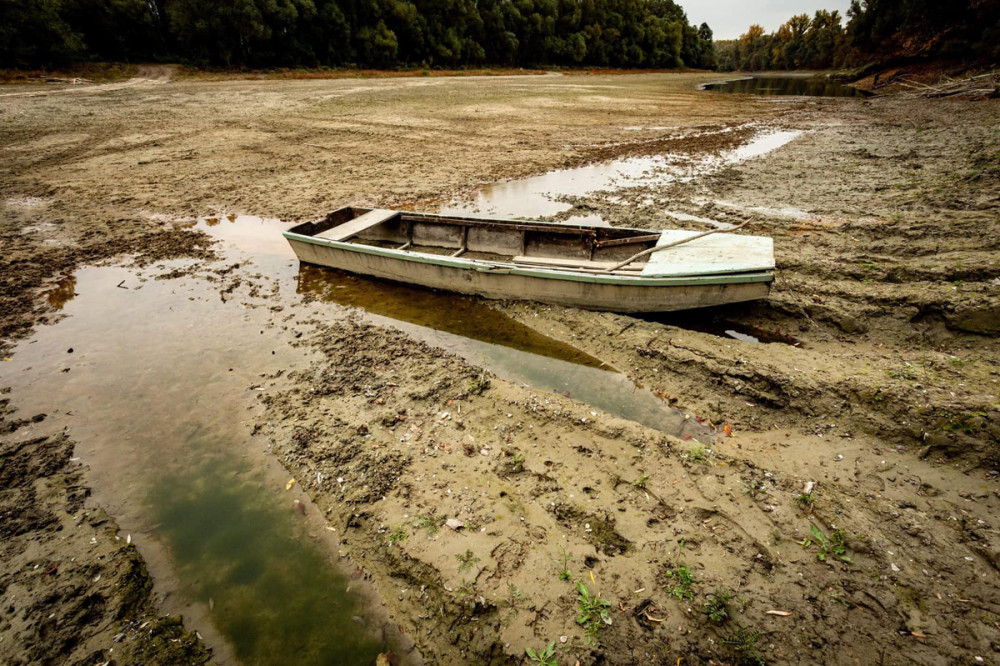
(895, 72, 999, 100)
(37, 76, 93, 85)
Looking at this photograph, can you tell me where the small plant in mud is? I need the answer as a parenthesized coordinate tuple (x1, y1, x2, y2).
(556, 546, 574, 581)
(666, 565, 695, 600)
(525, 642, 557, 666)
(414, 513, 446, 535)
(507, 450, 526, 474)
(456, 549, 481, 573)
(468, 372, 491, 395)
(388, 525, 407, 547)
(887, 363, 917, 381)
(685, 445, 707, 463)
(794, 491, 816, 513)
(632, 473, 650, 490)
(455, 578, 477, 598)
(575, 581, 612, 645)
(723, 625, 767, 666)
(802, 524, 852, 563)
(744, 479, 769, 499)
(703, 588, 733, 625)
(504, 583, 527, 622)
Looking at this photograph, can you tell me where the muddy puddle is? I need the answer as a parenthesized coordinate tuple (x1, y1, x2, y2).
(2, 214, 714, 663)
(3, 261, 401, 665)
(703, 75, 871, 98)
(435, 127, 802, 224)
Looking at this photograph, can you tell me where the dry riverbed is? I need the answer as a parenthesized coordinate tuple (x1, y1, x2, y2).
(1, 70, 999, 665)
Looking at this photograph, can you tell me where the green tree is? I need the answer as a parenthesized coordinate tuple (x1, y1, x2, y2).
(0, 0, 83, 66)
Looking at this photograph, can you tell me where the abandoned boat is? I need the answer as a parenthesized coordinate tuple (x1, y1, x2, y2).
(283, 206, 774, 312)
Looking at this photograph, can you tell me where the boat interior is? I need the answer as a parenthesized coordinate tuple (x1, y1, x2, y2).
(287, 207, 661, 272)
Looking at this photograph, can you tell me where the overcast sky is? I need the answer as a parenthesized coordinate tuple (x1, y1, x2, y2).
(678, 0, 853, 40)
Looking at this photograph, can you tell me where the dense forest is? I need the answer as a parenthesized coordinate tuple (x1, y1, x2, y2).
(0, 0, 717, 70)
(3, 0, 996, 73)
(718, 0, 1000, 72)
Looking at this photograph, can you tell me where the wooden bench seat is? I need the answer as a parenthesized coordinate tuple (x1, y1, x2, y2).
(315, 209, 400, 242)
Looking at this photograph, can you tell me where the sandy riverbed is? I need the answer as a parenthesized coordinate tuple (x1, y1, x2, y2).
(1, 70, 999, 665)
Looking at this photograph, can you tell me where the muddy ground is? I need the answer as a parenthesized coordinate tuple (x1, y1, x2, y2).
(0, 396, 210, 665)
(1, 70, 999, 665)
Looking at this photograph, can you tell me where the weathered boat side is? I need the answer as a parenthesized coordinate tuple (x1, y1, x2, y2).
(283, 206, 774, 312)
(284, 233, 771, 312)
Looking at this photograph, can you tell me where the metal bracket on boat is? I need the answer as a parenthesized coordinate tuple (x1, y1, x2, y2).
(450, 226, 469, 257)
(600, 219, 752, 273)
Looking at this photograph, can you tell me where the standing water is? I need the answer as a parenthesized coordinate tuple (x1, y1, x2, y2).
(4, 260, 401, 665)
(702, 76, 871, 98)
(436, 128, 802, 223)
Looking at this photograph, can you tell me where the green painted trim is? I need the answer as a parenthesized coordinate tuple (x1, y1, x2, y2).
(283, 232, 774, 287)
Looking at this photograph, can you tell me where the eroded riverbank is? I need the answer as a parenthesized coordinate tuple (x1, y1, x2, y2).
(2, 72, 999, 664)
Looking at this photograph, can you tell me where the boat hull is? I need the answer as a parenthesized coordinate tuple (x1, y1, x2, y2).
(286, 234, 771, 312)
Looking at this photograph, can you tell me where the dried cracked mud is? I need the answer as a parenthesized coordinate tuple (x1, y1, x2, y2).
(1, 70, 999, 665)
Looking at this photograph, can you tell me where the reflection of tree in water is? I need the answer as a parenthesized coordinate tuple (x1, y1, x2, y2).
(707, 77, 870, 98)
(148, 453, 386, 666)
(45, 275, 77, 310)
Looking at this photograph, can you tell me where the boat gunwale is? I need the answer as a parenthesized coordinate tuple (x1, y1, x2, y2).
(283, 230, 774, 288)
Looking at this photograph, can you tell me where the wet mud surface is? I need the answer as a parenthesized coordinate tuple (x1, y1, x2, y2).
(0, 397, 210, 666)
(2, 71, 1000, 665)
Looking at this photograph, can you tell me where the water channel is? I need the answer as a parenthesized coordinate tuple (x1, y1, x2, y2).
(436, 127, 803, 223)
(702, 75, 871, 98)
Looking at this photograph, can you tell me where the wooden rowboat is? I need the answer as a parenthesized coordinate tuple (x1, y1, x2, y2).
(283, 206, 774, 312)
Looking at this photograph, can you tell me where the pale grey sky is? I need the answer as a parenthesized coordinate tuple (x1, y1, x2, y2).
(678, 0, 853, 40)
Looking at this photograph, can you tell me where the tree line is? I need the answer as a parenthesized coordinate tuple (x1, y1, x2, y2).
(0, 0, 716, 70)
(717, 0, 1000, 72)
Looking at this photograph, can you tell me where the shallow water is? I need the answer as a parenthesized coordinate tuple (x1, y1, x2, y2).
(296, 264, 606, 370)
(4, 261, 395, 665)
(644, 308, 804, 346)
(704, 76, 871, 98)
(436, 128, 802, 224)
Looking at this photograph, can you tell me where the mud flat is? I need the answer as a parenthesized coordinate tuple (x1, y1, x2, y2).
(1, 71, 999, 664)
